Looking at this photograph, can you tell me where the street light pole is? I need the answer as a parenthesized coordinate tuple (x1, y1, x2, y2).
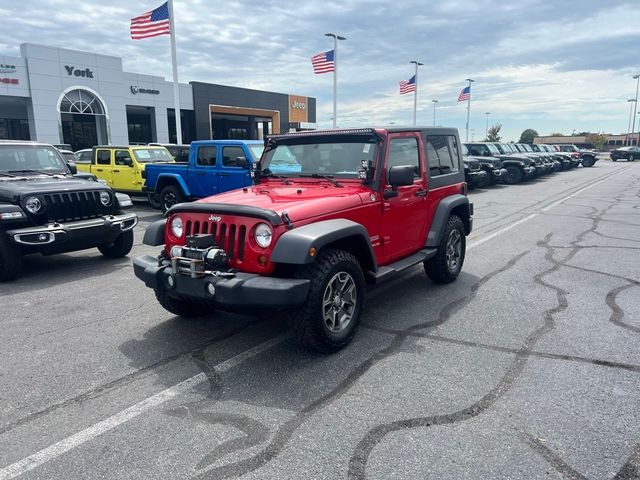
(465, 78, 474, 142)
(631, 74, 640, 146)
(325, 33, 346, 129)
(432, 99, 438, 126)
(485, 112, 490, 138)
(626, 99, 635, 146)
(409, 61, 423, 126)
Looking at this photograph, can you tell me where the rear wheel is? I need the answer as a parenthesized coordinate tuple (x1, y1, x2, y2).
(290, 249, 365, 353)
(0, 234, 22, 281)
(155, 290, 215, 318)
(424, 215, 466, 284)
(160, 185, 185, 213)
(504, 166, 523, 184)
(98, 230, 134, 258)
(148, 193, 162, 210)
(628, 154, 634, 162)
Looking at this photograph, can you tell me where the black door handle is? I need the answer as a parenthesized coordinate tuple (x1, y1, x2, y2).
(113, 169, 120, 173)
(416, 189, 427, 197)
(196, 172, 205, 176)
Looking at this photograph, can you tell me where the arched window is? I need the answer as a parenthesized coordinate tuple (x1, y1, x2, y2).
(59, 89, 105, 115)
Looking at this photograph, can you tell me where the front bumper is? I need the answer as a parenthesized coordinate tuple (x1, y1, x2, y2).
(524, 166, 537, 178)
(7, 213, 138, 249)
(467, 170, 488, 187)
(133, 255, 311, 309)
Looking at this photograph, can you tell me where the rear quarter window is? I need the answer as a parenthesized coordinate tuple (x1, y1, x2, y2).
(426, 135, 460, 176)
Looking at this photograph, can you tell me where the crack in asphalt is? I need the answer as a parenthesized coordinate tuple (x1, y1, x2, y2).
(519, 432, 589, 480)
(346, 201, 621, 480)
(188, 252, 529, 479)
(606, 284, 640, 334)
(0, 317, 265, 436)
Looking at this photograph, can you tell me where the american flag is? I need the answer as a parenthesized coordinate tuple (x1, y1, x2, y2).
(311, 50, 335, 74)
(457, 85, 470, 102)
(399, 75, 416, 95)
(130, 2, 171, 40)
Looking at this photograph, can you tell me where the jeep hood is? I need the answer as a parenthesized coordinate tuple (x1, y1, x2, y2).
(195, 181, 367, 222)
(0, 175, 108, 203)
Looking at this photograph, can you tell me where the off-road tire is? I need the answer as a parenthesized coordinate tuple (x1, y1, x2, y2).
(627, 154, 634, 163)
(424, 215, 466, 284)
(504, 166, 523, 184)
(148, 193, 162, 210)
(154, 289, 215, 318)
(161, 185, 185, 213)
(98, 230, 134, 258)
(0, 234, 22, 281)
(582, 156, 596, 167)
(290, 249, 365, 353)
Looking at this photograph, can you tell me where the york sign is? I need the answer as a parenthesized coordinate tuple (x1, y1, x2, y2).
(65, 66, 94, 78)
(291, 100, 306, 110)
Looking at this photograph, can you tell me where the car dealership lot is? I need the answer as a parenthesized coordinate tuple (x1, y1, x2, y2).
(1, 159, 639, 480)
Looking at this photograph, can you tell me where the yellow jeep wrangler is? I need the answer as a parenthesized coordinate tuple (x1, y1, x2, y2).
(76, 146, 174, 198)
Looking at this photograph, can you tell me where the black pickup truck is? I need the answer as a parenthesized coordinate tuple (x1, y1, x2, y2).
(0, 141, 138, 281)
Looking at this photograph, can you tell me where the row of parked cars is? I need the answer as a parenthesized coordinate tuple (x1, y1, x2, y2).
(461, 142, 598, 189)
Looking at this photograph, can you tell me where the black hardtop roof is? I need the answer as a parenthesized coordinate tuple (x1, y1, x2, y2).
(267, 126, 459, 141)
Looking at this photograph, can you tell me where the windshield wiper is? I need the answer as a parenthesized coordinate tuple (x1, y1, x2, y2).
(260, 172, 291, 185)
(298, 173, 343, 187)
(7, 169, 61, 177)
(0, 172, 16, 177)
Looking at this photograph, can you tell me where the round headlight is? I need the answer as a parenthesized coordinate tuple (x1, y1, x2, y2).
(171, 216, 184, 238)
(100, 191, 112, 206)
(254, 223, 272, 248)
(24, 196, 43, 214)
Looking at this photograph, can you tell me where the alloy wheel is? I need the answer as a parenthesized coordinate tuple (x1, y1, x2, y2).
(445, 229, 462, 272)
(322, 271, 357, 333)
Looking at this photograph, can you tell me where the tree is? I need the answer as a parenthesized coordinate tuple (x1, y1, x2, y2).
(585, 133, 607, 151)
(550, 132, 563, 136)
(519, 128, 539, 144)
(484, 123, 502, 142)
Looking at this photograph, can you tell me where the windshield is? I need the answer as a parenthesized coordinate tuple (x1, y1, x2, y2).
(0, 145, 68, 173)
(262, 138, 377, 177)
(249, 145, 265, 161)
(486, 143, 500, 155)
(132, 148, 174, 163)
(521, 144, 534, 152)
(461, 144, 469, 155)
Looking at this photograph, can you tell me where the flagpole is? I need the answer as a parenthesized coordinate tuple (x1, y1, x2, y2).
(325, 33, 345, 129)
(168, 0, 182, 144)
(465, 78, 474, 142)
(410, 61, 423, 126)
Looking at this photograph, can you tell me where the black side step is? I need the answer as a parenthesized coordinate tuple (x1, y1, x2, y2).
(367, 248, 437, 284)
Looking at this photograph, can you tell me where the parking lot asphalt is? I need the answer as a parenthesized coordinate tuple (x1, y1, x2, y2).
(1, 159, 639, 480)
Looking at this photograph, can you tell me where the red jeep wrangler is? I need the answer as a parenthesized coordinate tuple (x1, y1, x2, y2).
(134, 128, 473, 352)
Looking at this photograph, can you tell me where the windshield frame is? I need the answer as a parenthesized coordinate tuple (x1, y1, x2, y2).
(260, 134, 381, 180)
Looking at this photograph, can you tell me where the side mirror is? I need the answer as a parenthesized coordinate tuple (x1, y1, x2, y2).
(483, 151, 490, 156)
(388, 165, 415, 187)
(124, 157, 134, 167)
(236, 156, 249, 168)
(67, 161, 77, 175)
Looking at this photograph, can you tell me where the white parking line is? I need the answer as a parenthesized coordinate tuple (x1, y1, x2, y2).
(0, 165, 632, 479)
(0, 334, 289, 480)
(468, 167, 630, 249)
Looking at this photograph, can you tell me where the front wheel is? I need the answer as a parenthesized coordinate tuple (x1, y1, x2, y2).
(160, 185, 185, 213)
(424, 215, 466, 284)
(0, 234, 22, 281)
(582, 156, 596, 167)
(504, 166, 523, 184)
(99, 230, 134, 258)
(290, 249, 365, 353)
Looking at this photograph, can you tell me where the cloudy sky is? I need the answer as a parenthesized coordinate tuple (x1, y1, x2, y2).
(1, 0, 639, 140)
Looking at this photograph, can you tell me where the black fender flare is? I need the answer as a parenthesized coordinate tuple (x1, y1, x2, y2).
(271, 218, 377, 271)
(143, 219, 166, 246)
(426, 195, 472, 247)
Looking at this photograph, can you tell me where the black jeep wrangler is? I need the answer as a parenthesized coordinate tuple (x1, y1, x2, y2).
(0, 142, 138, 281)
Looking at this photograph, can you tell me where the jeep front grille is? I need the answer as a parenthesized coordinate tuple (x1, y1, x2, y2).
(42, 191, 110, 223)
(185, 220, 247, 260)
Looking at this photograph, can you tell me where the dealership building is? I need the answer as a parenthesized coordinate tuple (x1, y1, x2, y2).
(0, 44, 316, 151)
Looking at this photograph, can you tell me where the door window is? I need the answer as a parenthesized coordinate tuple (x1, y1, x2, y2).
(96, 150, 111, 165)
(387, 137, 420, 179)
(115, 150, 132, 166)
(197, 146, 217, 166)
(222, 146, 246, 168)
(426, 136, 460, 176)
